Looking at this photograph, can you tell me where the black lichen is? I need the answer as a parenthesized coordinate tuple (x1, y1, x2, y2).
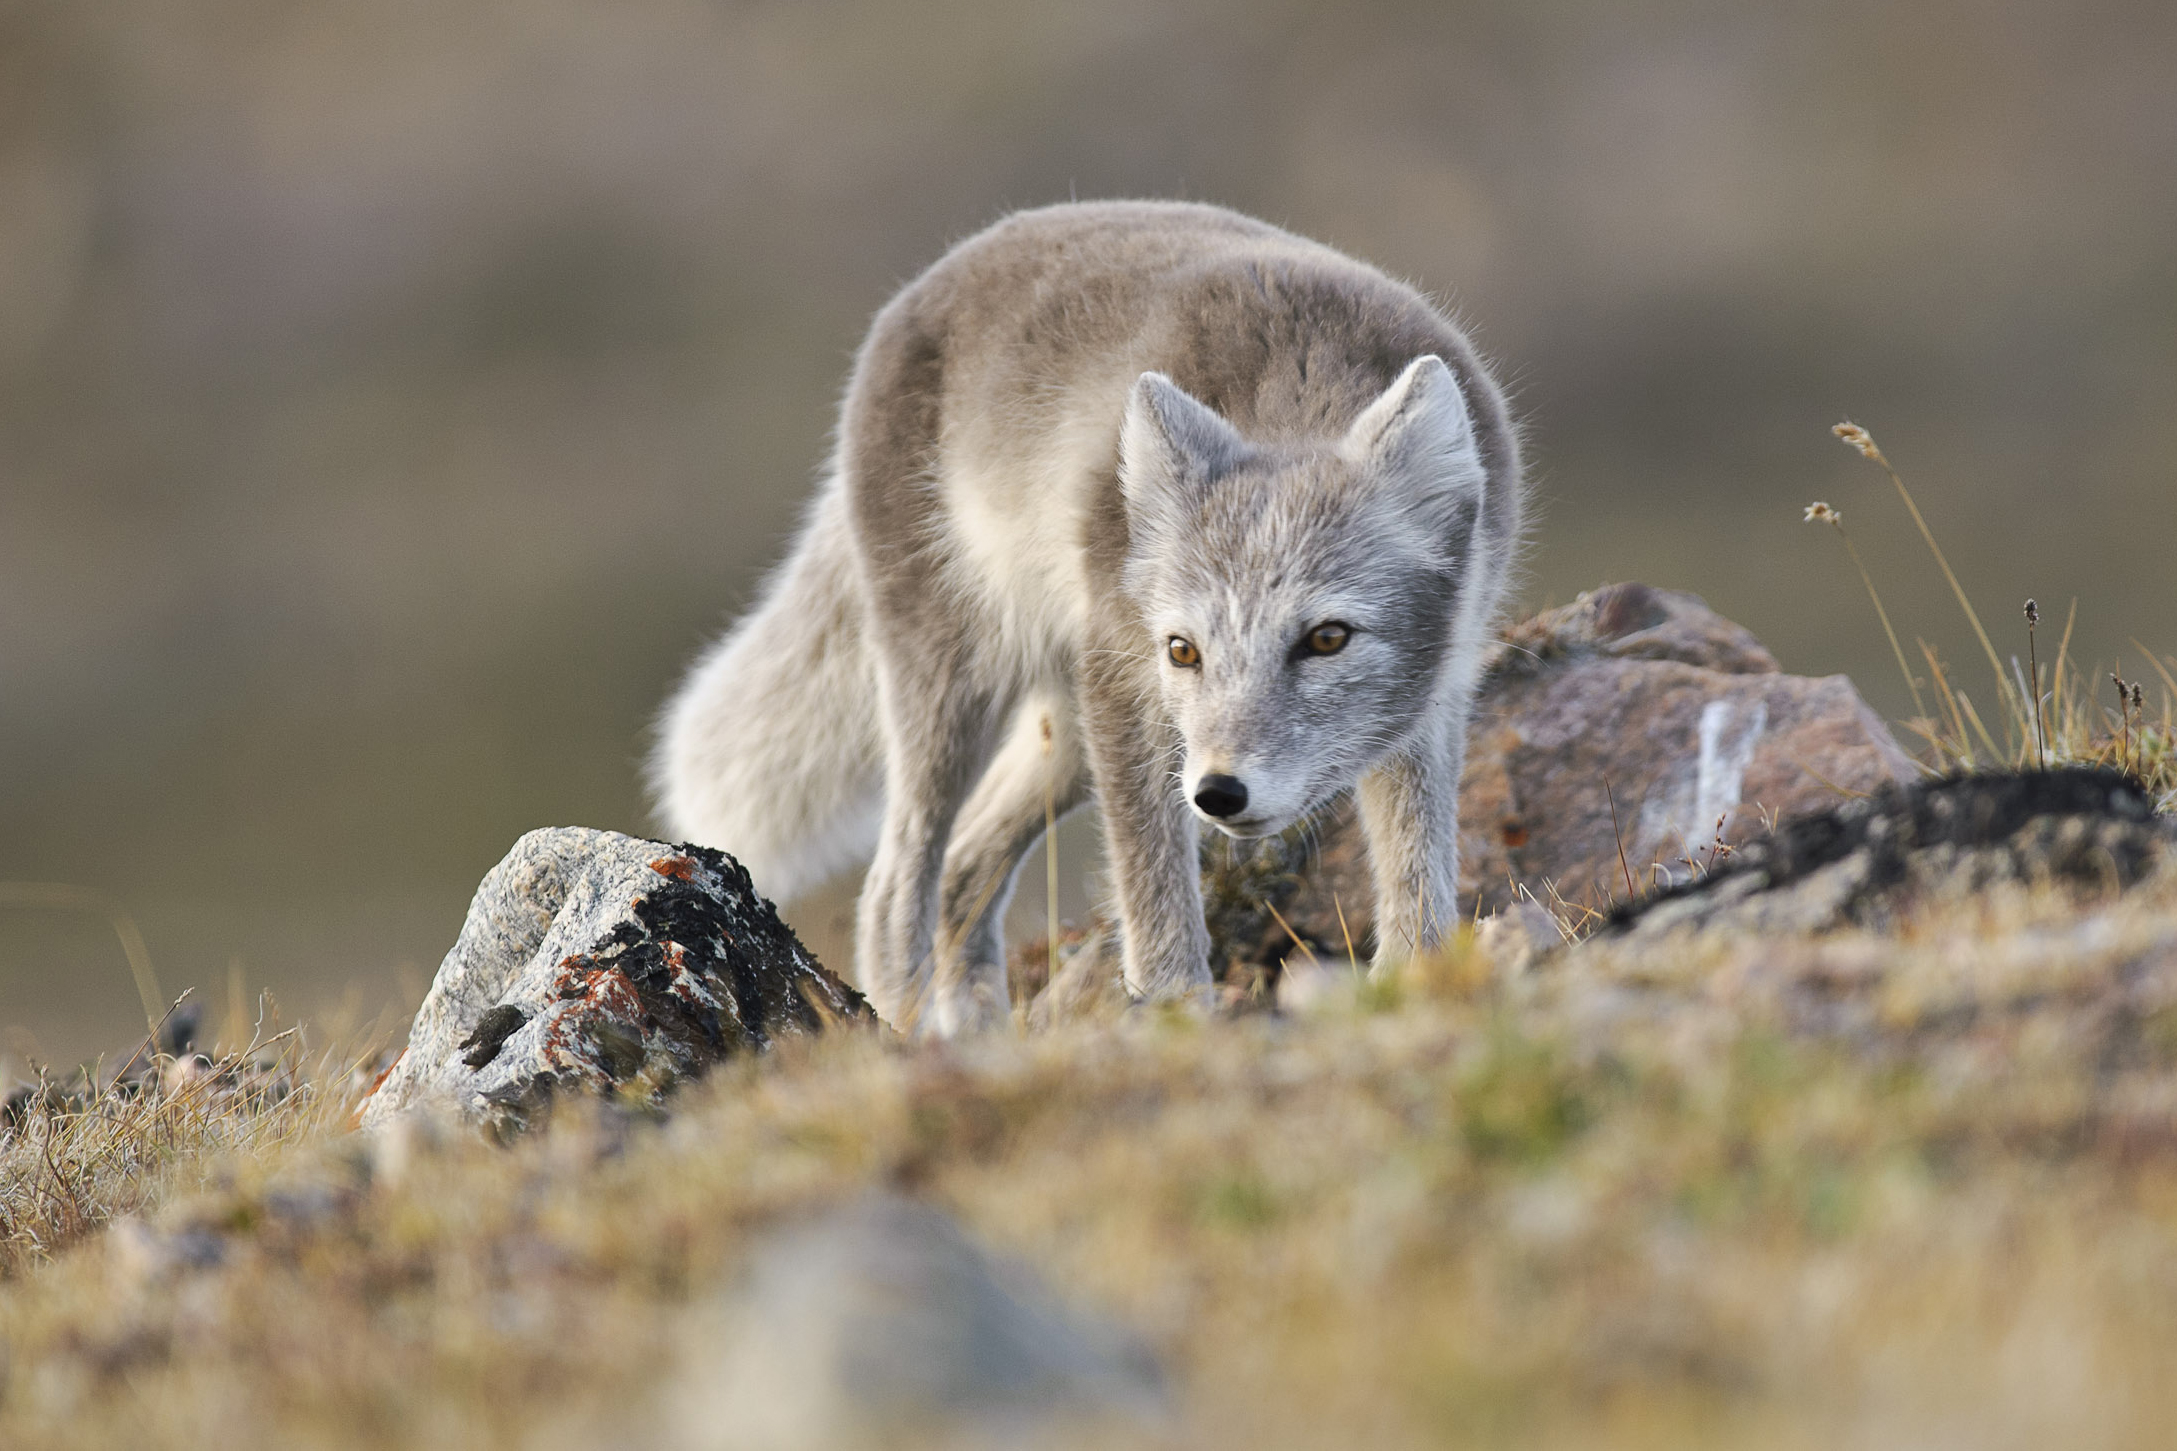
(460, 1004, 532, 1069)
(1607, 767, 2166, 932)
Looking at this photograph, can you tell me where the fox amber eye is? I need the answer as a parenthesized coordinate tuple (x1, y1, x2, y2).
(1167, 636, 1200, 668)
(1304, 622, 1352, 656)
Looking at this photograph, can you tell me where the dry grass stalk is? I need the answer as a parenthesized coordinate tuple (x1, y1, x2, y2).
(1603, 776, 1636, 902)
(2115, 672, 2135, 777)
(1805, 500, 1927, 719)
(0, 883, 166, 1039)
(1332, 892, 1359, 972)
(2026, 598, 2047, 769)
(1811, 426, 2172, 805)
(1, 1009, 343, 1277)
(1833, 422, 2020, 726)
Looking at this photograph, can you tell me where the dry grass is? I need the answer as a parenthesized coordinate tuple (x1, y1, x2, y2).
(0, 1013, 357, 1278)
(1817, 422, 2176, 807)
(3, 863, 2177, 1448)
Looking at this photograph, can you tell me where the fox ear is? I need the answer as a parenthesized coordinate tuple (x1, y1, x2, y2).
(1342, 355, 1486, 527)
(1119, 372, 1246, 517)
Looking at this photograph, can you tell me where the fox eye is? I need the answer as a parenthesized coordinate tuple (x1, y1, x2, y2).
(1167, 636, 1201, 668)
(1302, 622, 1352, 657)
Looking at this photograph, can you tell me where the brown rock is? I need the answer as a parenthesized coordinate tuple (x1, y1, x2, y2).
(1497, 579, 1781, 677)
(1195, 583, 1918, 973)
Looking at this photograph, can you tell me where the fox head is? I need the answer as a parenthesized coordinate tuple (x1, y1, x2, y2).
(1117, 355, 1489, 838)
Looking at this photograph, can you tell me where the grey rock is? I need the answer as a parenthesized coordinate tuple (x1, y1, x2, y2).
(677, 1194, 1166, 1451)
(359, 828, 871, 1134)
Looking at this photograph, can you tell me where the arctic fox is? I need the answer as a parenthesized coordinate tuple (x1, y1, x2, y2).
(655, 201, 1523, 1034)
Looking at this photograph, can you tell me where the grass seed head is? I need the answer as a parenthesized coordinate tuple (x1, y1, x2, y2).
(2025, 598, 2039, 627)
(1832, 421, 1884, 461)
(1804, 501, 1842, 525)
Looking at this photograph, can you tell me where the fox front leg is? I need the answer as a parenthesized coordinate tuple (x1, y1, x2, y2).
(1077, 648, 1214, 1004)
(1356, 717, 1467, 971)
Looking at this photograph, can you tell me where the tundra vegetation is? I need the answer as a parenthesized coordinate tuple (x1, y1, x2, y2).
(2, 429, 2174, 1448)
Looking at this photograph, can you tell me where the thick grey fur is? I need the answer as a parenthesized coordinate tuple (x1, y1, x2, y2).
(655, 201, 1524, 1034)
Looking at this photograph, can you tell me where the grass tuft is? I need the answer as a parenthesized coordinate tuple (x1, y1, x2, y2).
(1, 1012, 364, 1277)
(1813, 424, 2175, 808)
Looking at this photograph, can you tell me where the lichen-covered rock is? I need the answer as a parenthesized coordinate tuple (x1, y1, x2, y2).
(359, 828, 871, 1134)
(1195, 582, 1918, 976)
(1604, 767, 2172, 941)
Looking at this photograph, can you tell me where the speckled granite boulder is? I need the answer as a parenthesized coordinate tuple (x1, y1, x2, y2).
(359, 828, 872, 1134)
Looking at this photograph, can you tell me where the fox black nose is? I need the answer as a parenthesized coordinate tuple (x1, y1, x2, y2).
(1193, 774, 1249, 819)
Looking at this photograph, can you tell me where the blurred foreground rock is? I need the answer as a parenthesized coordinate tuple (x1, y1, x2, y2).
(677, 1194, 1166, 1451)
(1198, 583, 1918, 978)
(359, 828, 870, 1134)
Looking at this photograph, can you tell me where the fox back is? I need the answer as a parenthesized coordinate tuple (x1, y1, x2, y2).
(656, 201, 1523, 1032)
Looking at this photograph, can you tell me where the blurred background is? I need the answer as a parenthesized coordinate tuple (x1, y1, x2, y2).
(4, 0, 2174, 1068)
